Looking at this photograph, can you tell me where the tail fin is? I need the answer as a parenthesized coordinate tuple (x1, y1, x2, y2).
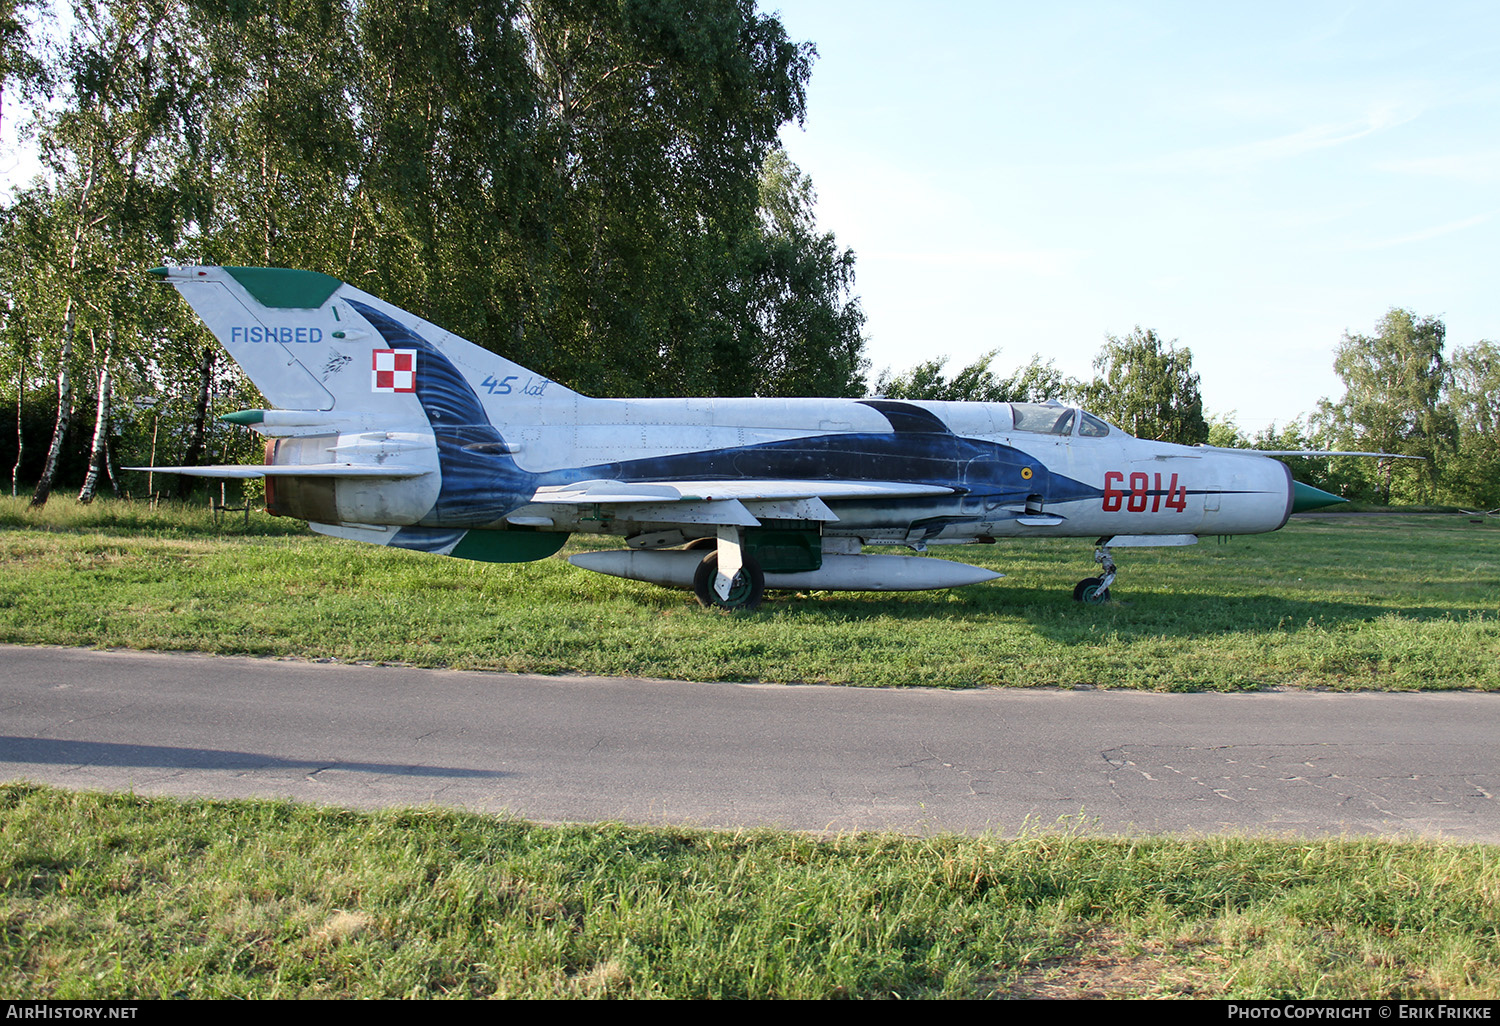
(149, 266, 577, 414)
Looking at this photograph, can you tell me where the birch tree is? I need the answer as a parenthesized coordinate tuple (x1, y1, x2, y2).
(1318, 309, 1454, 503)
(1078, 328, 1208, 445)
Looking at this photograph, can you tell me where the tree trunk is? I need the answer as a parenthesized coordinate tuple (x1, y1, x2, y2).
(77, 347, 113, 504)
(9, 325, 22, 498)
(29, 298, 77, 508)
(10, 378, 20, 498)
(105, 421, 120, 498)
(177, 345, 215, 498)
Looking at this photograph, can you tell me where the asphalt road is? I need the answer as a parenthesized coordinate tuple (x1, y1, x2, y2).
(3, 645, 1497, 841)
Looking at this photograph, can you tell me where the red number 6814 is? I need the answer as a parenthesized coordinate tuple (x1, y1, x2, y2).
(1102, 471, 1188, 513)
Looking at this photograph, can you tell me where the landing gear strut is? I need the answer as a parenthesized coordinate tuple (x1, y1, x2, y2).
(1073, 544, 1117, 604)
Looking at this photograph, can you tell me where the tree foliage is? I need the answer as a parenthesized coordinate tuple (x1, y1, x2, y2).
(1207, 314, 1496, 507)
(726, 149, 866, 397)
(1315, 309, 1455, 503)
(1078, 327, 1207, 445)
(2, 0, 868, 496)
(1443, 340, 1500, 508)
(875, 351, 1070, 404)
(20, 0, 212, 503)
(0, 0, 48, 138)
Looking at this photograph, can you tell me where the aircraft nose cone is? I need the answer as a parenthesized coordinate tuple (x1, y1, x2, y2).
(1292, 480, 1346, 513)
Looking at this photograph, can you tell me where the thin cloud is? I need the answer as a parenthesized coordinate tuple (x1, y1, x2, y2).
(1352, 210, 1498, 251)
(1376, 153, 1500, 184)
(1127, 107, 1419, 174)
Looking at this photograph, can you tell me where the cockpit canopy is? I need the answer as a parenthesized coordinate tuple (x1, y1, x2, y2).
(1008, 403, 1111, 437)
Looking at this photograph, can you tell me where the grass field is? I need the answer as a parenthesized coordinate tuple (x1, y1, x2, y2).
(1, 496, 1495, 689)
(4, 499, 1499, 998)
(4, 783, 1498, 999)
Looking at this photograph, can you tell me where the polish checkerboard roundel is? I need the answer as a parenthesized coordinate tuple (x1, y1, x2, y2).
(372, 349, 417, 393)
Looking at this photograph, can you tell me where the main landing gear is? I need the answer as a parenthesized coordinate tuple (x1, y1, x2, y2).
(1072, 544, 1117, 604)
(692, 527, 765, 611)
(693, 551, 765, 610)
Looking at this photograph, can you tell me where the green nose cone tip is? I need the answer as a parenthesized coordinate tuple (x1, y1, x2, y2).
(1292, 480, 1346, 513)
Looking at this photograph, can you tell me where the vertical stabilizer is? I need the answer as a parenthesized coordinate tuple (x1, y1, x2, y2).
(150, 266, 578, 415)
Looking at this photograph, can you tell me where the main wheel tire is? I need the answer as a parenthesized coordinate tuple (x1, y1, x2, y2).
(1073, 577, 1110, 604)
(693, 551, 765, 610)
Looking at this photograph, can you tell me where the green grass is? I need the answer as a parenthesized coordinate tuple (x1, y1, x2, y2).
(3, 783, 1497, 999)
(5, 506, 1496, 999)
(1, 496, 1495, 689)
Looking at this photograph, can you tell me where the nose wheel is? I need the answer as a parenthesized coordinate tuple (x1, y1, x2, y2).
(1073, 545, 1117, 603)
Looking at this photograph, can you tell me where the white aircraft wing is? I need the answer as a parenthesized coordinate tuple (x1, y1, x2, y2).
(530, 479, 954, 504)
(522, 478, 957, 529)
(1194, 446, 1424, 459)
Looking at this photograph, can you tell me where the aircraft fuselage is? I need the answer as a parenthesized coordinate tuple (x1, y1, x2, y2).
(140, 266, 1331, 608)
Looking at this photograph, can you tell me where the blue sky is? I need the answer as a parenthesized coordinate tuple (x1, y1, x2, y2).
(770, 1, 1500, 431)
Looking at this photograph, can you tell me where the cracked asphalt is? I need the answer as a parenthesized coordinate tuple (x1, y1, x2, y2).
(2, 645, 1497, 840)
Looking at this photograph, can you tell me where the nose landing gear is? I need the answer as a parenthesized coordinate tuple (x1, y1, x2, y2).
(1073, 544, 1117, 604)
